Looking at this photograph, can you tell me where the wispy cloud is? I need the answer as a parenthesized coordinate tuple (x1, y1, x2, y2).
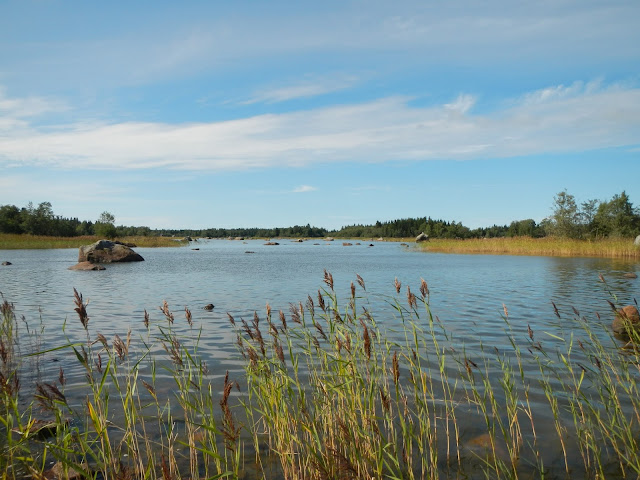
(0, 86, 67, 118)
(293, 185, 317, 193)
(1, 81, 638, 171)
(242, 75, 358, 104)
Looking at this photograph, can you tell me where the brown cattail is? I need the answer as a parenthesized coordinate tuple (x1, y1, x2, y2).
(314, 321, 328, 341)
(184, 306, 193, 327)
(306, 295, 315, 313)
(59, 367, 65, 387)
(113, 334, 127, 361)
(392, 351, 400, 384)
(394, 277, 401, 294)
(275, 339, 285, 365)
(356, 273, 366, 291)
(420, 278, 429, 298)
(220, 371, 241, 451)
(379, 387, 391, 413)
(227, 313, 236, 327)
(73, 288, 89, 329)
(323, 269, 334, 290)
(278, 310, 287, 331)
(350, 281, 356, 299)
(142, 379, 156, 398)
(290, 303, 301, 324)
(407, 286, 417, 309)
(0, 338, 7, 365)
(95, 333, 108, 349)
(95, 353, 103, 373)
(160, 300, 174, 324)
(362, 322, 371, 359)
(143, 309, 150, 328)
(317, 290, 326, 312)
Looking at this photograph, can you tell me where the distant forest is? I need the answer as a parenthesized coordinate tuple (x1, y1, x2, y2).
(1, 190, 639, 240)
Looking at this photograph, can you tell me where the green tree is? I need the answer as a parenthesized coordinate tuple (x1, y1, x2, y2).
(580, 199, 600, 238)
(548, 190, 580, 238)
(0, 205, 24, 233)
(95, 211, 117, 239)
(593, 191, 640, 238)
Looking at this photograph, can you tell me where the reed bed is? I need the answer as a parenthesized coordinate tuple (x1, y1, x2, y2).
(1, 274, 640, 479)
(421, 236, 640, 258)
(0, 234, 187, 249)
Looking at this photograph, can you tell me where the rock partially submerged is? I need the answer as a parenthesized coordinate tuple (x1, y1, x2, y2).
(416, 232, 429, 242)
(78, 240, 144, 263)
(612, 305, 640, 338)
(1, 261, 11, 266)
(68, 261, 106, 271)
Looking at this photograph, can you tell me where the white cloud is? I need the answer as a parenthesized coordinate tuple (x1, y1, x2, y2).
(293, 185, 317, 193)
(242, 75, 358, 104)
(1, 81, 639, 171)
(0, 86, 67, 119)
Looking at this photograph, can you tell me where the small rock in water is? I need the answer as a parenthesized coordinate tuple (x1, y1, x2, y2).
(623, 272, 638, 279)
(203, 304, 215, 310)
(1, 261, 11, 265)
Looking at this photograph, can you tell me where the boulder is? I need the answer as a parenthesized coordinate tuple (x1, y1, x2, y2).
(1, 261, 11, 266)
(343, 242, 353, 246)
(203, 304, 215, 310)
(264, 242, 279, 246)
(416, 232, 429, 243)
(44, 461, 87, 480)
(612, 305, 640, 337)
(78, 240, 144, 263)
(68, 261, 106, 271)
(623, 272, 638, 279)
(635, 235, 640, 247)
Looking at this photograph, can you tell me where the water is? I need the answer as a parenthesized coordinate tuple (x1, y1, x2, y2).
(1, 239, 639, 477)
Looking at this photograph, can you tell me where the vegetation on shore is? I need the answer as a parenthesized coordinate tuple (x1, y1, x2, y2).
(0, 233, 186, 250)
(2, 274, 640, 479)
(420, 236, 640, 259)
(2, 189, 639, 244)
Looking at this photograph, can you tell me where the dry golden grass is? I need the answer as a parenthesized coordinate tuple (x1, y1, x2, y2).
(0, 233, 187, 249)
(419, 236, 640, 258)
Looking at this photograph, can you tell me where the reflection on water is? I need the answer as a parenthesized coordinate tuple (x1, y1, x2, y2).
(1, 240, 639, 478)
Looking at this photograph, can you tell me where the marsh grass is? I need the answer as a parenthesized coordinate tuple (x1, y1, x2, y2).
(1, 273, 640, 479)
(0, 234, 187, 249)
(420, 236, 640, 258)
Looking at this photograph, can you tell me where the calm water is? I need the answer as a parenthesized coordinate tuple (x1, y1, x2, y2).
(1, 239, 639, 477)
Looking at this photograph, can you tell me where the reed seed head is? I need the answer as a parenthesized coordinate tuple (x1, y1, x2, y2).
(73, 288, 89, 330)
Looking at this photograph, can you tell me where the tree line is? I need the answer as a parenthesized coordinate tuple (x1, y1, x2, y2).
(1, 190, 638, 240)
(0, 202, 151, 239)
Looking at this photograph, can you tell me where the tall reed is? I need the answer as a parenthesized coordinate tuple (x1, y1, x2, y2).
(2, 273, 640, 479)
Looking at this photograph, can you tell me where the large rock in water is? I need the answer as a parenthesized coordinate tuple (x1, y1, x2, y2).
(416, 232, 429, 242)
(634, 235, 640, 247)
(78, 240, 144, 263)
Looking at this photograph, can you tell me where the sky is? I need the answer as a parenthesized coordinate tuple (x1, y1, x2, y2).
(1, 0, 639, 231)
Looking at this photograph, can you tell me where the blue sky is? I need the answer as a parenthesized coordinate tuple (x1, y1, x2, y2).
(1, 0, 639, 230)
